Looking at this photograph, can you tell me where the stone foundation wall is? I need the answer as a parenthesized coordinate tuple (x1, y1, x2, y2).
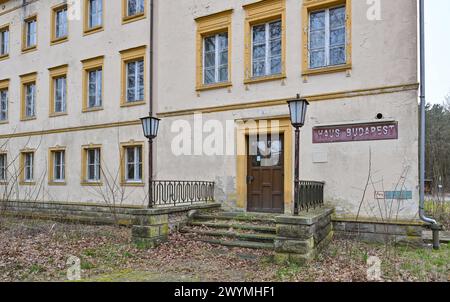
(274, 207, 334, 265)
(332, 218, 424, 246)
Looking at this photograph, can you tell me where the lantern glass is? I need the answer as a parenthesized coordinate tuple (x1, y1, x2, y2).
(140, 116, 161, 139)
(288, 97, 309, 128)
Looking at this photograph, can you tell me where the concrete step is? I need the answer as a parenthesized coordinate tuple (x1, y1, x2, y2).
(193, 213, 276, 224)
(196, 238, 274, 250)
(181, 227, 276, 242)
(188, 221, 276, 234)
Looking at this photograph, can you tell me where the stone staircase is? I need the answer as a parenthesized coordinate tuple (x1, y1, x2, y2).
(181, 211, 278, 250)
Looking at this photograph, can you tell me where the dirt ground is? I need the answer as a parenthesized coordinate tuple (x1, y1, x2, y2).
(0, 217, 448, 282)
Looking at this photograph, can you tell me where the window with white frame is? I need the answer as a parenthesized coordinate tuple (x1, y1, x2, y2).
(203, 33, 228, 85)
(53, 150, 65, 182)
(23, 152, 34, 182)
(25, 18, 37, 48)
(309, 6, 346, 69)
(126, 60, 144, 102)
(0, 154, 6, 181)
(0, 27, 9, 56)
(86, 148, 101, 182)
(252, 20, 282, 78)
(25, 83, 36, 118)
(0, 89, 7, 121)
(88, 69, 102, 108)
(55, 6, 68, 39)
(54, 76, 67, 113)
(127, 0, 144, 17)
(88, 0, 103, 29)
(125, 146, 142, 182)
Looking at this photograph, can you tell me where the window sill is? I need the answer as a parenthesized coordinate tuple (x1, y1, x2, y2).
(20, 181, 36, 186)
(0, 54, 9, 61)
(51, 36, 68, 46)
(302, 64, 352, 76)
(244, 73, 286, 85)
(121, 182, 145, 187)
(21, 46, 37, 54)
(20, 116, 37, 122)
(83, 26, 104, 36)
(49, 181, 66, 186)
(49, 112, 68, 118)
(120, 100, 146, 108)
(122, 13, 146, 25)
(0, 120, 8, 124)
(81, 181, 103, 187)
(82, 106, 103, 113)
(196, 81, 232, 92)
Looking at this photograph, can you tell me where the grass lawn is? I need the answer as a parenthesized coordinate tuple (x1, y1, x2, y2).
(0, 217, 448, 282)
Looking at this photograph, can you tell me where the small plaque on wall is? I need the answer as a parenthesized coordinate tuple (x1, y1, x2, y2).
(312, 121, 398, 144)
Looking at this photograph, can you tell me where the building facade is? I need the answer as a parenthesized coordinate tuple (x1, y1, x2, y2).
(0, 0, 420, 222)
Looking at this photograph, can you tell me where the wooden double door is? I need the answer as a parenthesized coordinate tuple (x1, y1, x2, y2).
(246, 134, 284, 213)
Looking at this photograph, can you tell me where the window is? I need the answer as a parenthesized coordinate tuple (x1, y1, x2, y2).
(120, 46, 146, 106)
(243, 0, 286, 84)
(23, 15, 37, 51)
(0, 153, 6, 182)
(251, 20, 282, 78)
(49, 148, 66, 184)
(84, 0, 103, 34)
(0, 79, 8, 122)
(20, 72, 37, 121)
(49, 65, 68, 116)
(20, 152, 34, 184)
(302, 0, 351, 75)
(120, 142, 144, 185)
(203, 33, 228, 85)
(52, 4, 68, 44)
(82, 146, 101, 184)
(82, 56, 104, 111)
(195, 10, 232, 91)
(0, 25, 9, 58)
(123, 0, 146, 23)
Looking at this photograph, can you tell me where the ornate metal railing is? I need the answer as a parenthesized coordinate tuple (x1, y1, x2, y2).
(295, 181, 325, 213)
(151, 181, 215, 207)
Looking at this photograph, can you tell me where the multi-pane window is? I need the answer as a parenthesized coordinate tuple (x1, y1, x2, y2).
(0, 27, 9, 56)
(203, 33, 228, 85)
(127, 0, 144, 17)
(54, 76, 67, 113)
(25, 83, 36, 118)
(0, 89, 7, 121)
(309, 6, 346, 69)
(86, 148, 101, 182)
(25, 18, 37, 49)
(0, 154, 6, 181)
(88, 69, 102, 108)
(125, 146, 142, 182)
(55, 7, 68, 39)
(252, 20, 282, 78)
(23, 153, 34, 182)
(126, 60, 144, 102)
(53, 150, 65, 182)
(88, 0, 103, 29)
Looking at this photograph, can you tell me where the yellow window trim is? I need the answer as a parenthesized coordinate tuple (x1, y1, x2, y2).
(19, 72, 37, 121)
(19, 149, 36, 186)
(49, 64, 68, 117)
(22, 14, 38, 53)
(48, 146, 67, 186)
(83, 0, 104, 36)
(301, 0, 352, 76)
(243, 0, 286, 84)
(120, 45, 147, 107)
(0, 23, 9, 61)
(195, 9, 233, 91)
(81, 144, 103, 186)
(81, 55, 104, 112)
(119, 141, 145, 187)
(122, 0, 147, 24)
(51, 3, 69, 45)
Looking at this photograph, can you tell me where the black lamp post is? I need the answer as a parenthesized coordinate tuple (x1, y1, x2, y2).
(140, 115, 161, 208)
(287, 94, 309, 214)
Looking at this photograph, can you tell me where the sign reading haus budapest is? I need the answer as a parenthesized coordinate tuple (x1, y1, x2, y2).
(313, 121, 398, 144)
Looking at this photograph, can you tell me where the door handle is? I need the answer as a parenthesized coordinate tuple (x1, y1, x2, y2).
(246, 176, 255, 184)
